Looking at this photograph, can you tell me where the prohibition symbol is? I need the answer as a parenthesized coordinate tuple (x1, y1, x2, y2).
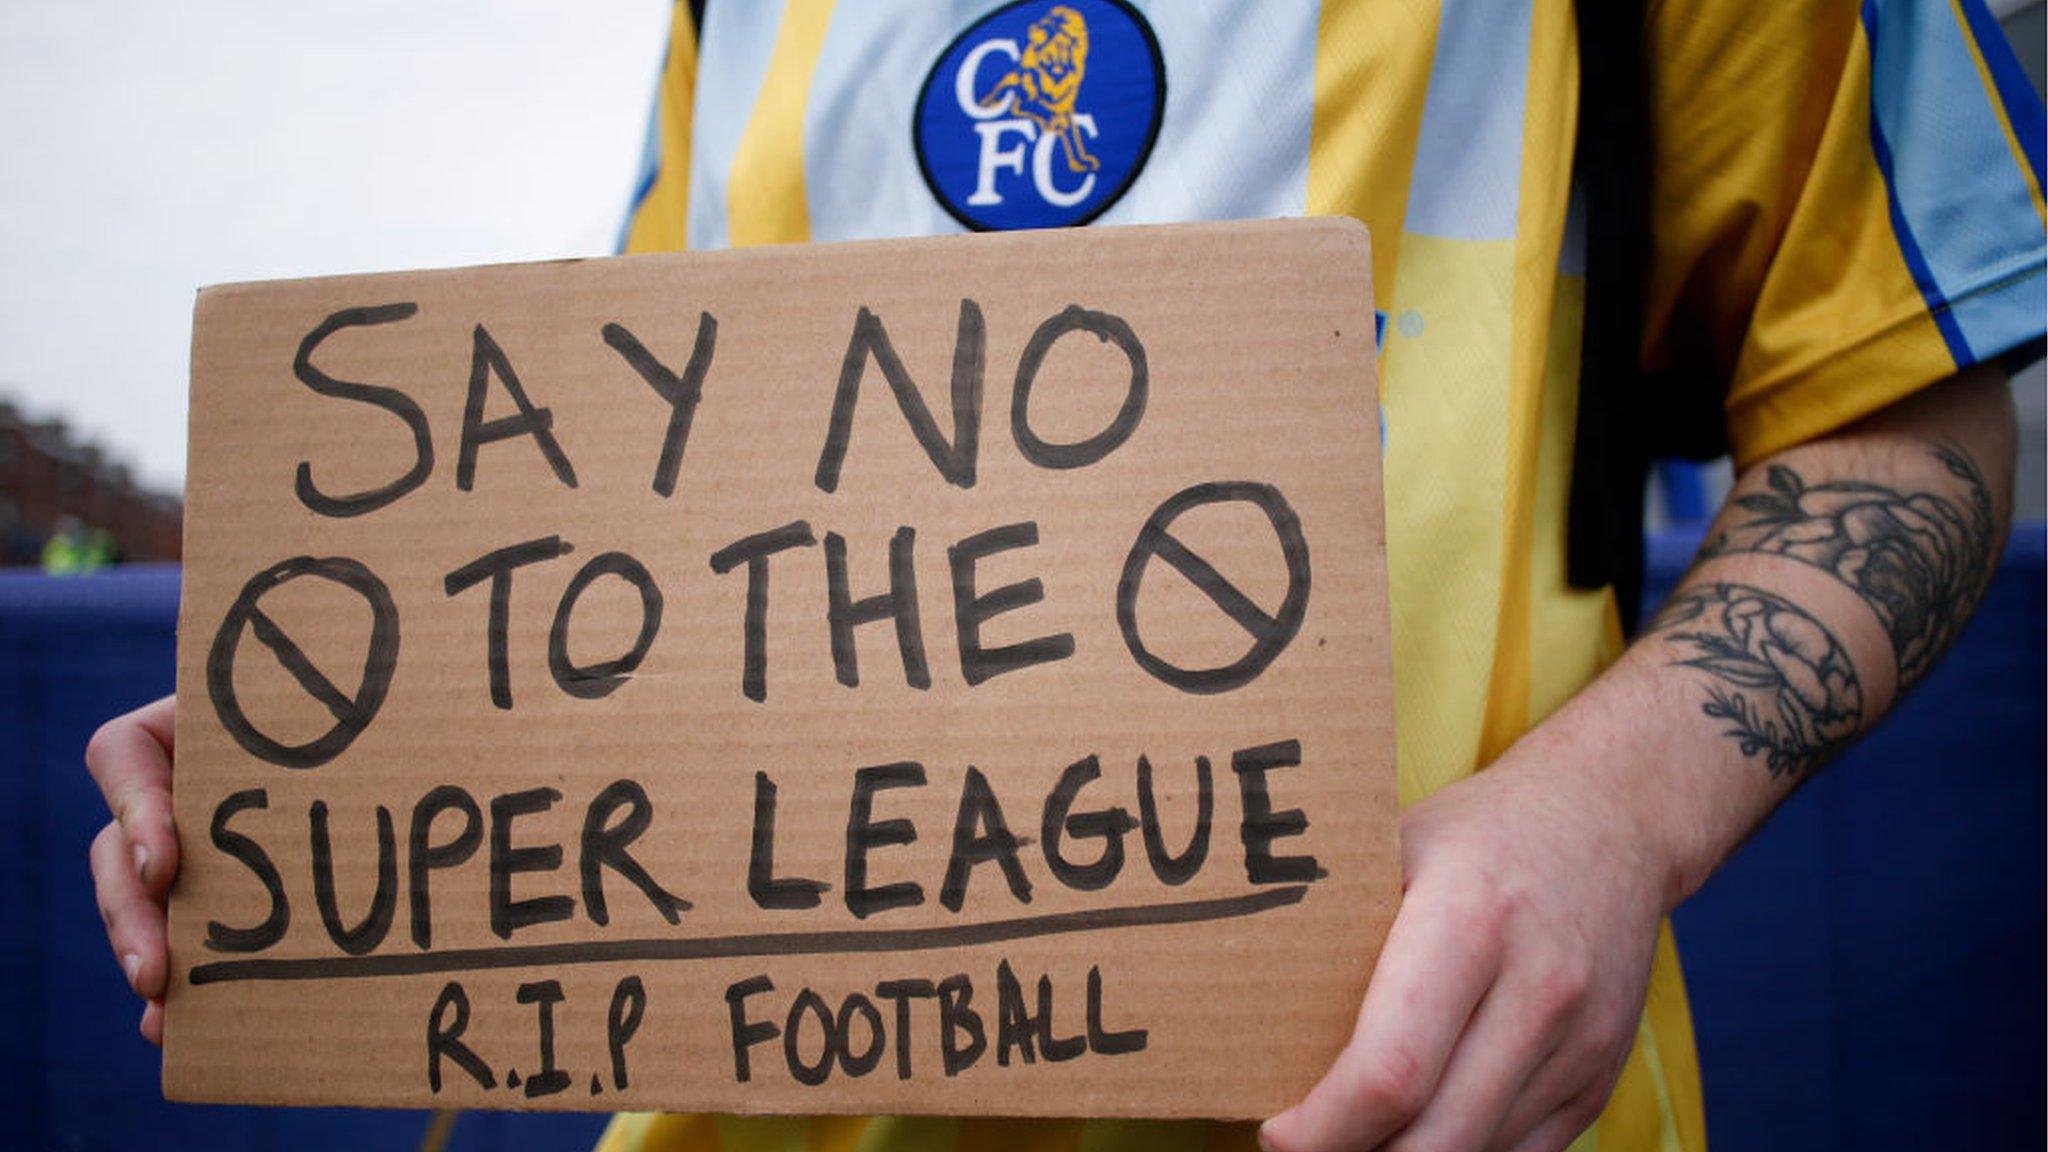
(205, 556, 400, 769)
(1116, 481, 1311, 694)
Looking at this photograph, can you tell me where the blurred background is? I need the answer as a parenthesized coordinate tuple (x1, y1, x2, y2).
(0, 2, 2040, 1150)
(0, 1, 670, 566)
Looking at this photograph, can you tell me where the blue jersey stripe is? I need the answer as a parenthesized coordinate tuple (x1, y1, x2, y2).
(1862, 0, 2048, 364)
(617, 43, 670, 254)
(802, 2, 971, 242)
(1095, 0, 1318, 226)
(1403, 0, 1532, 241)
(686, 1, 790, 250)
(1862, 65, 1971, 363)
(1956, 0, 2045, 190)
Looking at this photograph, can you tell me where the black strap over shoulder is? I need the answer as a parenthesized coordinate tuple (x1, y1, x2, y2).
(1566, 0, 1727, 630)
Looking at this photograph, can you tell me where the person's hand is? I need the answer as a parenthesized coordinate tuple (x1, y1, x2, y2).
(1260, 733, 1681, 1152)
(85, 694, 179, 1046)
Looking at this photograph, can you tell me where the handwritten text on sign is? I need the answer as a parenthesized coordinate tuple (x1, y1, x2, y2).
(167, 220, 1398, 1118)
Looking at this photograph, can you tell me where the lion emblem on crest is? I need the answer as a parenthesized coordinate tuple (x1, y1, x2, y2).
(977, 5, 1100, 173)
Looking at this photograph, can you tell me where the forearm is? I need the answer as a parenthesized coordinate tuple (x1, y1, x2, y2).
(1516, 365, 2016, 910)
(1265, 367, 2017, 1151)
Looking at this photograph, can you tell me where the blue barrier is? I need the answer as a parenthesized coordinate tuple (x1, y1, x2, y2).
(0, 566, 606, 1152)
(0, 529, 2040, 1150)
(1654, 526, 2046, 1150)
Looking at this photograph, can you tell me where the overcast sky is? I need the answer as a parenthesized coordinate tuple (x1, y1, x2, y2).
(0, 1, 671, 492)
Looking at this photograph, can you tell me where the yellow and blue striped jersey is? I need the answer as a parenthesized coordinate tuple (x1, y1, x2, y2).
(606, 2, 2046, 1149)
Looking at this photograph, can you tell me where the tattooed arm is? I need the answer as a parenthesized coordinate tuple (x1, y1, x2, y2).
(1692, 441, 1998, 688)
(1635, 369, 2012, 883)
(1264, 365, 2015, 1152)
(1650, 432, 1996, 780)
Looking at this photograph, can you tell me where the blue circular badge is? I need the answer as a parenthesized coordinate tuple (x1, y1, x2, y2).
(914, 0, 1165, 231)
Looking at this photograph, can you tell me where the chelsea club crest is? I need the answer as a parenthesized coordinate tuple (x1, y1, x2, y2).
(914, 0, 1165, 231)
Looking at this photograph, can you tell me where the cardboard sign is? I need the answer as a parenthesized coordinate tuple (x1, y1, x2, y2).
(167, 218, 1397, 1119)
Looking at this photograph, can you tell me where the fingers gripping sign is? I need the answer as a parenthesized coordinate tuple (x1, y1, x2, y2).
(1259, 755, 1670, 1152)
(84, 694, 179, 1044)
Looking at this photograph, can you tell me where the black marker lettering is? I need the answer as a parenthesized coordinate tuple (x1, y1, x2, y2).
(814, 300, 984, 493)
(784, 988, 835, 1087)
(204, 788, 289, 953)
(1042, 755, 1136, 891)
(1010, 305, 1147, 470)
(836, 993, 887, 1078)
(936, 973, 986, 1076)
(489, 787, 574, 940)
(516, 979, 571, 1098)
(292, 303, 432, 517)
(409, 785, 482, 950)
(1137, 754, 1212, 886)
(949, 521, 1074, 686)
(725, 975, 779, 1083)
(549, 552, 663, 700)
(825, 527, 931, 690)
(607, 975, 647, 1090)
(1233, 739, 1326, 884)
(1086, 966, 1147, 1054)
(444, 535, 574, 710)
(457, 325, 577, 491)
(873, 978, 937, 1080)
(845, 762, 926, 919)
(1036, 971, 1087, 1062)
(995, 960, 1036, 1066)
(427, 981, 495, 1092)
(602, 315, 716, 498)
(939, 766, 1033, 912)
(749, 771, 829, 910)
(708, 521, 817, 703)
(309, 800, 397, 955)
(580, 779, 690, 926)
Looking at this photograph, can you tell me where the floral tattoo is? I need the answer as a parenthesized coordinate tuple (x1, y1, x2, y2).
(1666, 441, 1997, 777)
(1653, 584, 1864, 779)
(1697, 442, 1998, 689)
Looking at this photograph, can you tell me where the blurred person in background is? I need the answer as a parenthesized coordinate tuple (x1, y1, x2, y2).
(42, 515, 115, 575)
